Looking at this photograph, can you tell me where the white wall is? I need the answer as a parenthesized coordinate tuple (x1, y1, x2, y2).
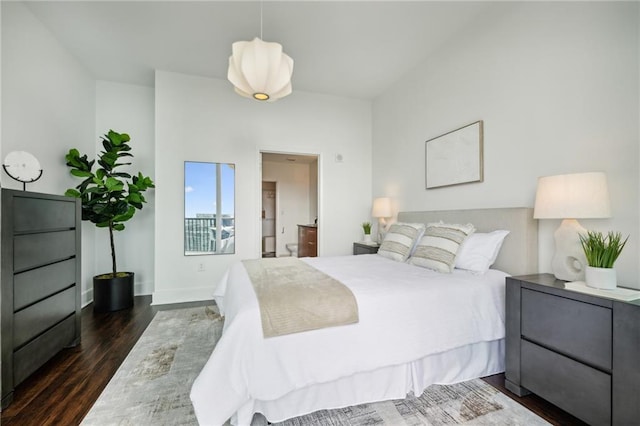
(2, 2, 97, 300)
(262, 160, 312, 257)
(372, 2, 640, 286)
(95, 81, 155, 298)
(154, 71, 372, 304)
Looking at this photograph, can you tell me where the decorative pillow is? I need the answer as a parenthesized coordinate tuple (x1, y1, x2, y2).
(455, 230, 510, 274)
(409, 222, 475, 273)
(377, 222, 425, 262)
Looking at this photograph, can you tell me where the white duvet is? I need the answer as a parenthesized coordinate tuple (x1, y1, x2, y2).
(190, 254, 508, 425)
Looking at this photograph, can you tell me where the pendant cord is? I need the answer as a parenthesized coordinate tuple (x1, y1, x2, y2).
(260, 0, 263, 40)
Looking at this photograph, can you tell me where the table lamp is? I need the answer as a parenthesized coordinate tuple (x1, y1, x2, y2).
(371, 197, 392, 243)
(533, 172, 611, 281)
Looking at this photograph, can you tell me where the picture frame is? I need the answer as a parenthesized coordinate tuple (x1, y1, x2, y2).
(425, 120, 484, 189)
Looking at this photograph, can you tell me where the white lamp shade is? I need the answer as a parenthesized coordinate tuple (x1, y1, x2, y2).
(371, 197, 392, 218)
(228, 37, 293, 102)
(533, 172, 611, 219)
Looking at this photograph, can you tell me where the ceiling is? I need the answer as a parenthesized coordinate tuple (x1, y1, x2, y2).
(23, 1, 491, 100)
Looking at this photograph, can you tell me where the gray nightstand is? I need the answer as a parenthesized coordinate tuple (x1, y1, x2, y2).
(353, 242, 380, 255)
(505, 273, 640, 425)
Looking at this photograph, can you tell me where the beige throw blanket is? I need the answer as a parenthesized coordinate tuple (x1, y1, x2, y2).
(242, 257, 359, 338)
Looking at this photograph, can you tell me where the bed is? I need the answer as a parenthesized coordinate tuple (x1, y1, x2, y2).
(191, 208, 538, 425)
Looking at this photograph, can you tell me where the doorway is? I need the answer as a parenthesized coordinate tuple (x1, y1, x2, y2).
(260, 152, 319, 258)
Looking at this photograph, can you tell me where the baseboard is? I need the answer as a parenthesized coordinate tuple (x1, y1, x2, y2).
(151, 287, 214, 306)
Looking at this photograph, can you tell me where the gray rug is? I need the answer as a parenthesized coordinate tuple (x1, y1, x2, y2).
(82, 305, 549, 426)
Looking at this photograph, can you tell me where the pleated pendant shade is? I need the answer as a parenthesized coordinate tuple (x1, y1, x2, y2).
(228, 37, 294, 102)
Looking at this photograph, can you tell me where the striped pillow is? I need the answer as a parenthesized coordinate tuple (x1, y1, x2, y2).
(409, 222, 475, 273)
(377, 223, 425, 262)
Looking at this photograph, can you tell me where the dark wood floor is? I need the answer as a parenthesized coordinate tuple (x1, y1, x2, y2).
(1, 296, 585, 425)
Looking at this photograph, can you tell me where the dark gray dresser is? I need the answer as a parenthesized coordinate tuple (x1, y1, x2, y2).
(1, 189, 81, 409)
(506, 274, 640, 425)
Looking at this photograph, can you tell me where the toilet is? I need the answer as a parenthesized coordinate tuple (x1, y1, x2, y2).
(286, 243, 298, 257)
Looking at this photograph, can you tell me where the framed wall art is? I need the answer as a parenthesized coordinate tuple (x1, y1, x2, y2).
(425, 120, 484, 189)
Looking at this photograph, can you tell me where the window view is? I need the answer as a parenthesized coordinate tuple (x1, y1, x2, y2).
(184, 161, 235, 255)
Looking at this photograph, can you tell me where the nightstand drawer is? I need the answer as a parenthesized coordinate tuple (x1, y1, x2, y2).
(521, 340, 611, 425)
(353, 242, 380, 255)
(521, 288, 612, 370)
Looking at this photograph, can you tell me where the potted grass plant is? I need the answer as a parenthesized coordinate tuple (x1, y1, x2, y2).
(579, 230, 628, 290)
(362, 222, 372, 243)
(65, 130, 154, 312)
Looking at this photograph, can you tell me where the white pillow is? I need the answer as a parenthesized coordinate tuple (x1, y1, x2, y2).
(409, 222, 475, 273)
(455, 230, 510, 274)
(377, 222, 425, 262)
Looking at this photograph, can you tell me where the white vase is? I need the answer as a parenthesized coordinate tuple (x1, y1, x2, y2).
(585, 266, 617, 290)
(363, 234, 372, 243)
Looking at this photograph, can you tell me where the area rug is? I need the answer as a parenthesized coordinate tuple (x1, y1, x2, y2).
(81, 305, 549, 426)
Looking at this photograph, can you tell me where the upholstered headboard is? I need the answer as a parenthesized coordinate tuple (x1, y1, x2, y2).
(397, 207, 538, 276)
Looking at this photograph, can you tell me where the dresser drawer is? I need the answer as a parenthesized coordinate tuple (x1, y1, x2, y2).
(13, 196, 76, 232)
(13, 315, 76, 385)
(521, 288, 612, 370)
(13, 286, 76, 349)
(521, 340, 611, 425)
(14, 259, 77, 311)
(14, 230, 76, 272)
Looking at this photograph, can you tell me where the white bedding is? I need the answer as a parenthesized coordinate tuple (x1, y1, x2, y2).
(190, 254, 509, 425)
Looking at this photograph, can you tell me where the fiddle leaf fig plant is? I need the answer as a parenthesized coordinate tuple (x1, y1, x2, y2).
(65, 130, 155, 278)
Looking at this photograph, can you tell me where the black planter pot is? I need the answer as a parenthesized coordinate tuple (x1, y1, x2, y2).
(93, 272, 134, 312)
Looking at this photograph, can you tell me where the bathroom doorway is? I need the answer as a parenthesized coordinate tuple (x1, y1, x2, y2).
(261, 152, 319, 258)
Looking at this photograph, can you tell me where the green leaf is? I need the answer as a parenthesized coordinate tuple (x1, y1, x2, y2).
(108, 130, 122, 146)
(112, 172, 132, 179)
(113, 206, 135, 222)
(113, 223, 125, 231)
(105, 177, 123, 190)
(102, 151, 118, 167)
(71, 169, 93, 178)
(84, 186, 105, 194)
(580, 231, 629, 268)
(102, 138, 113, 152)
(65, 189, 81, 198)
(65, 149, 83, 168)
(128, 192, 142, 204)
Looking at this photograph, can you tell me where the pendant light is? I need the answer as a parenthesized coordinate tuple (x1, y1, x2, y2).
(227, 2, 294, 102)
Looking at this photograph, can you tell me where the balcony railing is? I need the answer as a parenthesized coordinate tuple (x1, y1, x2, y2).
(184, 217, 234, 254)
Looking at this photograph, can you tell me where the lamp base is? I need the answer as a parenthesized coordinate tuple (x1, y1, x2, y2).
(377, 218, 388, 244)
(551, 219, 588, 281)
